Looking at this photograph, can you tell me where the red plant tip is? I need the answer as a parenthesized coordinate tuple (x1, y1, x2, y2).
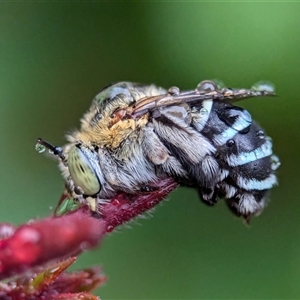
(101, 177, 178, 232)
(1, 257, 106, 299)
(0, 208, 106, 280)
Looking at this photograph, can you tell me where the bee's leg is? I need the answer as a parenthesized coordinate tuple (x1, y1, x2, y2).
(189, 155, 220, 187)
(151, 104, 221, 186)
(197, 187, 219, 206)
(142, 124, 187, 178)
(151, 104, 216, 165)
(139, 185, 159, 193)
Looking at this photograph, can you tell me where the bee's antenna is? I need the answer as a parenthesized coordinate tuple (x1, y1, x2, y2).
(37, 138, 66, 163)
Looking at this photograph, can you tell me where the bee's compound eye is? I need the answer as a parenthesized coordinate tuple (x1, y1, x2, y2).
(67, 146, 101, 196)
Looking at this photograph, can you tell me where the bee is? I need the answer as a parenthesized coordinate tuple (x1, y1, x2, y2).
(37, 80, 280, 220)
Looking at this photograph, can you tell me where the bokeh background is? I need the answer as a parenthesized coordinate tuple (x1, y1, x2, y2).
(1, 3, 299, 299)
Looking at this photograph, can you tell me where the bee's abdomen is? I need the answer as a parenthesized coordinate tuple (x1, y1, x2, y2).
(192, 99, 279, 217)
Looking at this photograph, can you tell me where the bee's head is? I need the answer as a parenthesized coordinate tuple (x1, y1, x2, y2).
(36, 138, 104, 212)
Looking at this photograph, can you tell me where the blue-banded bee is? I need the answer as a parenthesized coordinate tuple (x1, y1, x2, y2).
(37, 80, 280, 220)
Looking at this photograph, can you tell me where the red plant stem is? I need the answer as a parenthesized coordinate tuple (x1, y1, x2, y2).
(102, 178, 178, 232)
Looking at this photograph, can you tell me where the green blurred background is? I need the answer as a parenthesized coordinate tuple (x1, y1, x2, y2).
(1, 3, 299, 299)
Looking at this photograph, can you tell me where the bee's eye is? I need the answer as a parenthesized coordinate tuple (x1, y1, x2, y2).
(67, 145, 101, 196)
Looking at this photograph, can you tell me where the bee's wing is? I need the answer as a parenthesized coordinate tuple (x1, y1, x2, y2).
(132, 80, 276, 117)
